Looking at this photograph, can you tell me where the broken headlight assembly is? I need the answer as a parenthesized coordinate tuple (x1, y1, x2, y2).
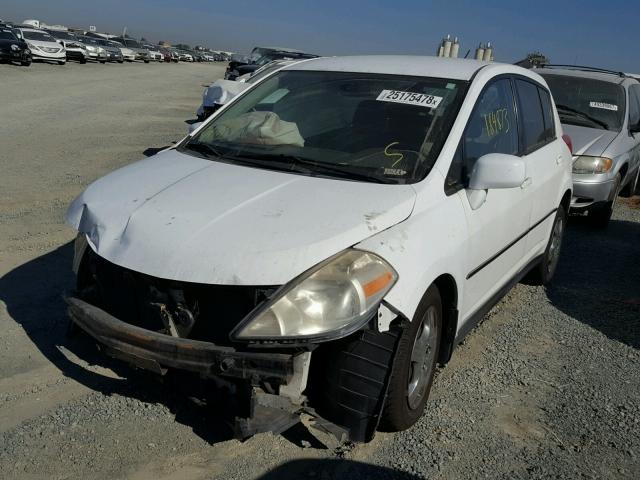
(232, 249, 398, 343)
(572, 156, 613, 174)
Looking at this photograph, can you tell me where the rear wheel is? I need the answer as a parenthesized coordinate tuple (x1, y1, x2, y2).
(525, 205, 566, 285)
(380, 285, 441, 431)
(588, 173, 621, 228)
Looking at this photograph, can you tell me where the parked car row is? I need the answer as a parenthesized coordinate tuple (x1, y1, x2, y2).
(0, 21, 230, 67)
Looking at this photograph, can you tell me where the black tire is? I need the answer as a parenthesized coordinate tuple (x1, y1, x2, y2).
(588, 173, 620, 229)
(57, 60, 65, 65)
(524, 205, 566, 286)
(118, 60, 123, 64)
(21, 59, 31, 67)
(100, 60, 106, 64)
(312, 327, 400, 441)
(80, 57, 87, 64)
(380, 285, 442, 431)
(144, 59, 150, 64)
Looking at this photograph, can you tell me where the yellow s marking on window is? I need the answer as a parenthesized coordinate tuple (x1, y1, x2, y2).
(384, 142, 404, 167)
(482, 108, 510, 138)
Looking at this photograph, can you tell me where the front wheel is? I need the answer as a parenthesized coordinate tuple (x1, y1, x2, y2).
(100, 60, 106, 64)
(380, 285, 442, 431)
(57, 60, 65, 65)
(21, 58, 31, 66)
(525, 205, 566, 286)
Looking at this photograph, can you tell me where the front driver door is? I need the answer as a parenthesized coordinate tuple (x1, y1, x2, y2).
(452, 77, 533, 324)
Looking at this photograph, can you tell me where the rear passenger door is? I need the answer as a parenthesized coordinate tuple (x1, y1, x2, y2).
(513, 77, 564, 255)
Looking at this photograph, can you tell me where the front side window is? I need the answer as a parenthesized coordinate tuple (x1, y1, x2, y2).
(628, 85, 640, 127)
(515, 79, 548, 152)
(541, 74, 625, 131)
(183, 71, 467, 184)
(447, 78, 518, 189)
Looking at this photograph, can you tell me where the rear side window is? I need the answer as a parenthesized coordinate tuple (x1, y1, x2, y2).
(515, 79, 549, 153)
(538, 87, 556, 141)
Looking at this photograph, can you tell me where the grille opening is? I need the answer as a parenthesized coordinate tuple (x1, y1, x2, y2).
(79, 249, 278, 345)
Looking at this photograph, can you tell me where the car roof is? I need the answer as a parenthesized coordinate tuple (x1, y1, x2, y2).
(285, 55, 499, 80)
(534, 67, 628, 84)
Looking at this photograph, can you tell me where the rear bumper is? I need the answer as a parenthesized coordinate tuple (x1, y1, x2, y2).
(65, 296, 293, 382)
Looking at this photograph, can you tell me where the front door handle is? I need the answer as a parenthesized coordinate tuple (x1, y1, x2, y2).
(520, 177, 532, 189)
(556, 155, 563, 165)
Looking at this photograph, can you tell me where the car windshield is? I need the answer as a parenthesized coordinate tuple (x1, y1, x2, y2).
(124, 39, 142, 48)
(22, 30, 55, 42)
(48, 31, 76, 40)
(0, 30, 16, 40)
(183, 70, 467, 184)
(541, 74, 625, 131)
(80, 37, 99, 45)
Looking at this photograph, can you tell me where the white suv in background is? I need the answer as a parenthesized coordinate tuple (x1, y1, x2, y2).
(13, 27, 66, 65)
(65, 56, 572, 442)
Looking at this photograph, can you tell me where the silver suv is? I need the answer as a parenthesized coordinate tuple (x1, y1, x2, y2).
(538, 66, 640, 227)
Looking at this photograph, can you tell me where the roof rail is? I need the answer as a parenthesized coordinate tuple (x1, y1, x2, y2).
(535, 64, 627, 78)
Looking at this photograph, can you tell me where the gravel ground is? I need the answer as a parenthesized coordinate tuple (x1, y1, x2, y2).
(0, 61, 639, 480)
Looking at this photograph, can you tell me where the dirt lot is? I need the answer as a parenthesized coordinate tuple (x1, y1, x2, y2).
(0, 61, 639, 480)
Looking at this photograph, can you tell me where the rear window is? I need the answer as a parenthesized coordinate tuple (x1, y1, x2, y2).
(541, 74, 625, 131)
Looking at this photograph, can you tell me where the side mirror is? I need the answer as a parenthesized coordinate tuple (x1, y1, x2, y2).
(188, 122, 203, 134)
(468, 153, 526, 190)
(467, 153, 526, 210)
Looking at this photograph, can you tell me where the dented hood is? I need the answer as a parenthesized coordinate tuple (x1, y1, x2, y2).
(66, 150, 416, 285)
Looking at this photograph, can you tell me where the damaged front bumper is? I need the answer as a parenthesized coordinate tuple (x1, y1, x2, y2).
(65, 296, 354, 442)
(66, 296, 293, 381)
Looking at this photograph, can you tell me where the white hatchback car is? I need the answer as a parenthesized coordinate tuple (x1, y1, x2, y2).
(65, 56, 572, 442)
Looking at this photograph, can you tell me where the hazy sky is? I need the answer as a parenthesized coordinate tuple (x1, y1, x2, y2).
(3, 0, 639, 71)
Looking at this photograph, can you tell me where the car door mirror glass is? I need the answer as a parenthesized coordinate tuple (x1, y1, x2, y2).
(468, 153, 526, 190)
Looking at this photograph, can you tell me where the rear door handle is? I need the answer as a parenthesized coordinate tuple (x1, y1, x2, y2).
(520, 177, 532, 189)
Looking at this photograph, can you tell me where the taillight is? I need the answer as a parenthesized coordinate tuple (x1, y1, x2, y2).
(562, 134, 573, 155)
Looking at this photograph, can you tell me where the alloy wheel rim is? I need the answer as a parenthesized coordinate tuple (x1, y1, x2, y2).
(407, 306, 438, 410)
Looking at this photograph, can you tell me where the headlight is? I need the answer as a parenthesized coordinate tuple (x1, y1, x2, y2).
(572, 156, 613, 174)
(11, 44, 20, 51)
(27, 42, 39, 51)
(232, 249, 398, 341)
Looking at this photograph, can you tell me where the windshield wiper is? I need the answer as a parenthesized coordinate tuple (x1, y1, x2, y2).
(233, 152, 397, 184)
(555, 104, 609, 130)
(182, 142, 228, 159)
